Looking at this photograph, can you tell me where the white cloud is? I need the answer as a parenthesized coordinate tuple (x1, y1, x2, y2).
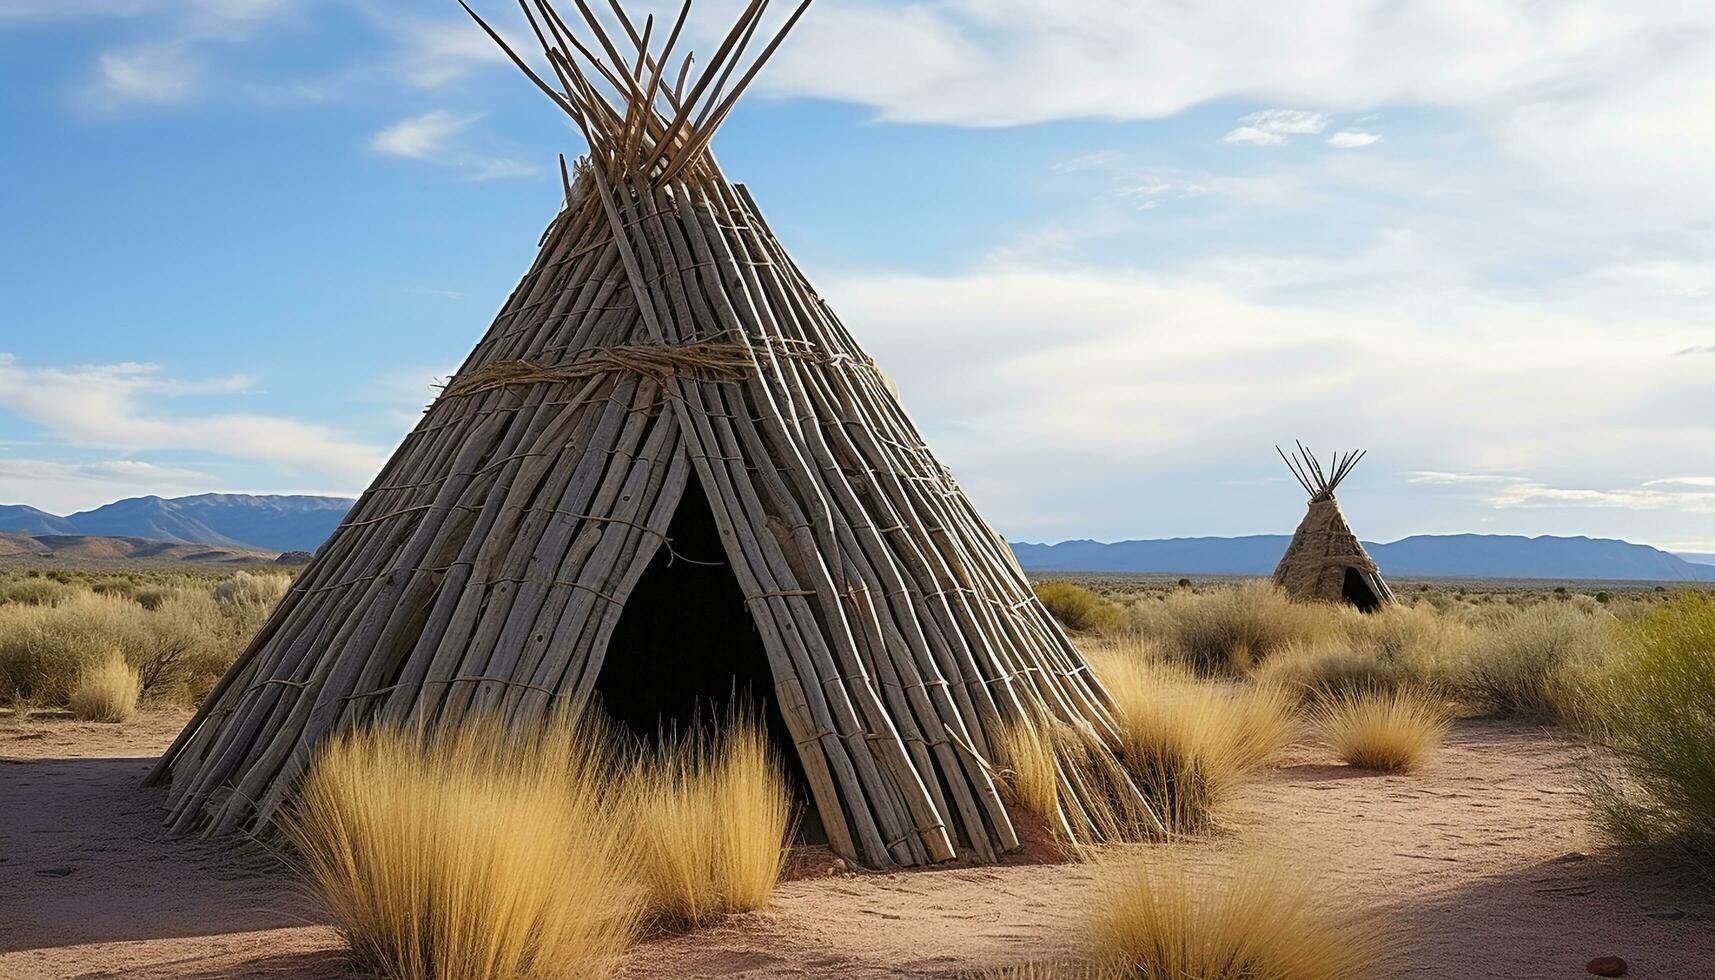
(1223, 126, 1286, 146)
(759, 1, 1715, 216)
(1224, 110, 1328, 145)
(67, 0, 293, 108)
(369, 110, 536, 181)
(1601, 260, 1712, 299)
(0, 459, 215, 515)
(1486, 481, 1715, 514)
(1327, 130, 1381, 148)
(90, 45, 197, 105)
(0, 355, 386, 488)
(820, 258, 1715, 539)
(385, 15, 512, 89)
(1406, 472, 1529, 486)
(371, 109, 477, 159)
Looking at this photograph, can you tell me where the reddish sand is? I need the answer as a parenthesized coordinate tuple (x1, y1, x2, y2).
(3, 710, 1711, 979)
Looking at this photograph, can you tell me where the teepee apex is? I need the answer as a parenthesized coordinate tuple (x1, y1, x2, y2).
(461, 0, 813, 186)
(1277, 441, 1365, 502)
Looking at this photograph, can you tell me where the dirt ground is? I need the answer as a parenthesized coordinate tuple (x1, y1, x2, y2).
(4, 710, 1711, 979)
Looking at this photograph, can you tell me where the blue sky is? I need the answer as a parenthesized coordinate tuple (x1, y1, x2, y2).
(2, 1, 1713, 549)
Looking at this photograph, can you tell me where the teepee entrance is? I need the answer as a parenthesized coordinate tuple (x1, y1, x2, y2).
(593, 478, 826, 842)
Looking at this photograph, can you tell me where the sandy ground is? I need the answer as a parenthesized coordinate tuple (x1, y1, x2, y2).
(3, 710, 1711, 979)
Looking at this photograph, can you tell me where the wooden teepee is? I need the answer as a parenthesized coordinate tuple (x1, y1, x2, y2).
(1272, 443, 1395, 612)
(147, 0, 1136, 868)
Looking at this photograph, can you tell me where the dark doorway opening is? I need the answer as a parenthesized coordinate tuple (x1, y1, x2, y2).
(1341, 566, 1383, 613)
(594, 479, 826, 844)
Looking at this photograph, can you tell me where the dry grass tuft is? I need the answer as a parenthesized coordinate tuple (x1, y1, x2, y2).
(1089, 853, 1386, 980)
(1313, 688, 1449, 773)
(282, 715, 642, 980)
(995, 714, 1165, 855)
(0, 571, 288, 711)
(1035, 582, 1125, 634)
(627, 716, 794, 929)
(67, 651, 140, 722)
(1251, 639, 1406, 702)
(1128, 581, 1342, 675)
(1588, 594, 1715, 871)
(1091, 651, 1293, 834)
(1455, 603, 1614, 722)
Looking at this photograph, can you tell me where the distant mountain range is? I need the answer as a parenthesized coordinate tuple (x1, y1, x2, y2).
(1, 493, 1709, 582)
(1011, 534, 1715, 583)
(0, 532, 276, 565)
(0, 494, 353, 554)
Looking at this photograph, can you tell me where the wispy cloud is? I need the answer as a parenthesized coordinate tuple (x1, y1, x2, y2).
(0, 355, 385, 487)
(1224, 109, 1327, 146)
(1409, 471, 1715, 514)
(1326, 131, 1381, 149)
(89, 45, 197, 104)
(70, 0, 291, 109)
(369, 109, 535, 181)
(1406, 471, 1529, 486)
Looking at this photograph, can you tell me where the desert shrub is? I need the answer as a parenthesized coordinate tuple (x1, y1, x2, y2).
(1035, 582, 1124, 634)
(0, 593, 145, 705)
(1313, 688, 1448, 773)
(283, 715, 642, 980)
(0, 574, 287, 710)
(1588, 595, 1715, 870)
(1252, 640, 1407, 703)
(0, 577, 77, 607)
(87, 575, 141, 600)
(68, 651, 141, 722)
(1088, 853, 1385, 980)
(1091, 652, 1293, 834)
(214, 570, 292, 614)
(1453, 603, 1616, 721)
(626, 715, 793, 929)
(1345, 603, 1467, 685)
(131, 584, 177, 611)
(1128, 581, 1342, 674)
(995, 714, 1164, 854)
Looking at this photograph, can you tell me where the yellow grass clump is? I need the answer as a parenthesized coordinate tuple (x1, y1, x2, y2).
(282, 715, 643, 980)
(67, 651, 140, 722)
(995, 714, 1165, 855)
(1455, 602, 1614, 722)
(1313, 688, 1449, 773)
(1589, 594, 1715, 870)
(1127, 581, 1342, 675)
(0, 570, 289, 710)
(1251, 639, 1405, 702)
(1090, 650, 1293, 833)
(1034, 582, 1125, 634)
(627, 717, 795, 929)
(1088, 853, 1386, 980)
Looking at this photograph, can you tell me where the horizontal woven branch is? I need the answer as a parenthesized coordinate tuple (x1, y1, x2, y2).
(440, 333, 851, 397)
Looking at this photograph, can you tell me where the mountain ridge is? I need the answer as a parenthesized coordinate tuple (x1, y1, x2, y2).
(0, 494, 354, 553)
(1011, 533, 1715, 582)
(2, 494, 1709, 581)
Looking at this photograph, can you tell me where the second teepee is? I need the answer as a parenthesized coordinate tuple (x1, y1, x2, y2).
(1273, 444, 1395, 611)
